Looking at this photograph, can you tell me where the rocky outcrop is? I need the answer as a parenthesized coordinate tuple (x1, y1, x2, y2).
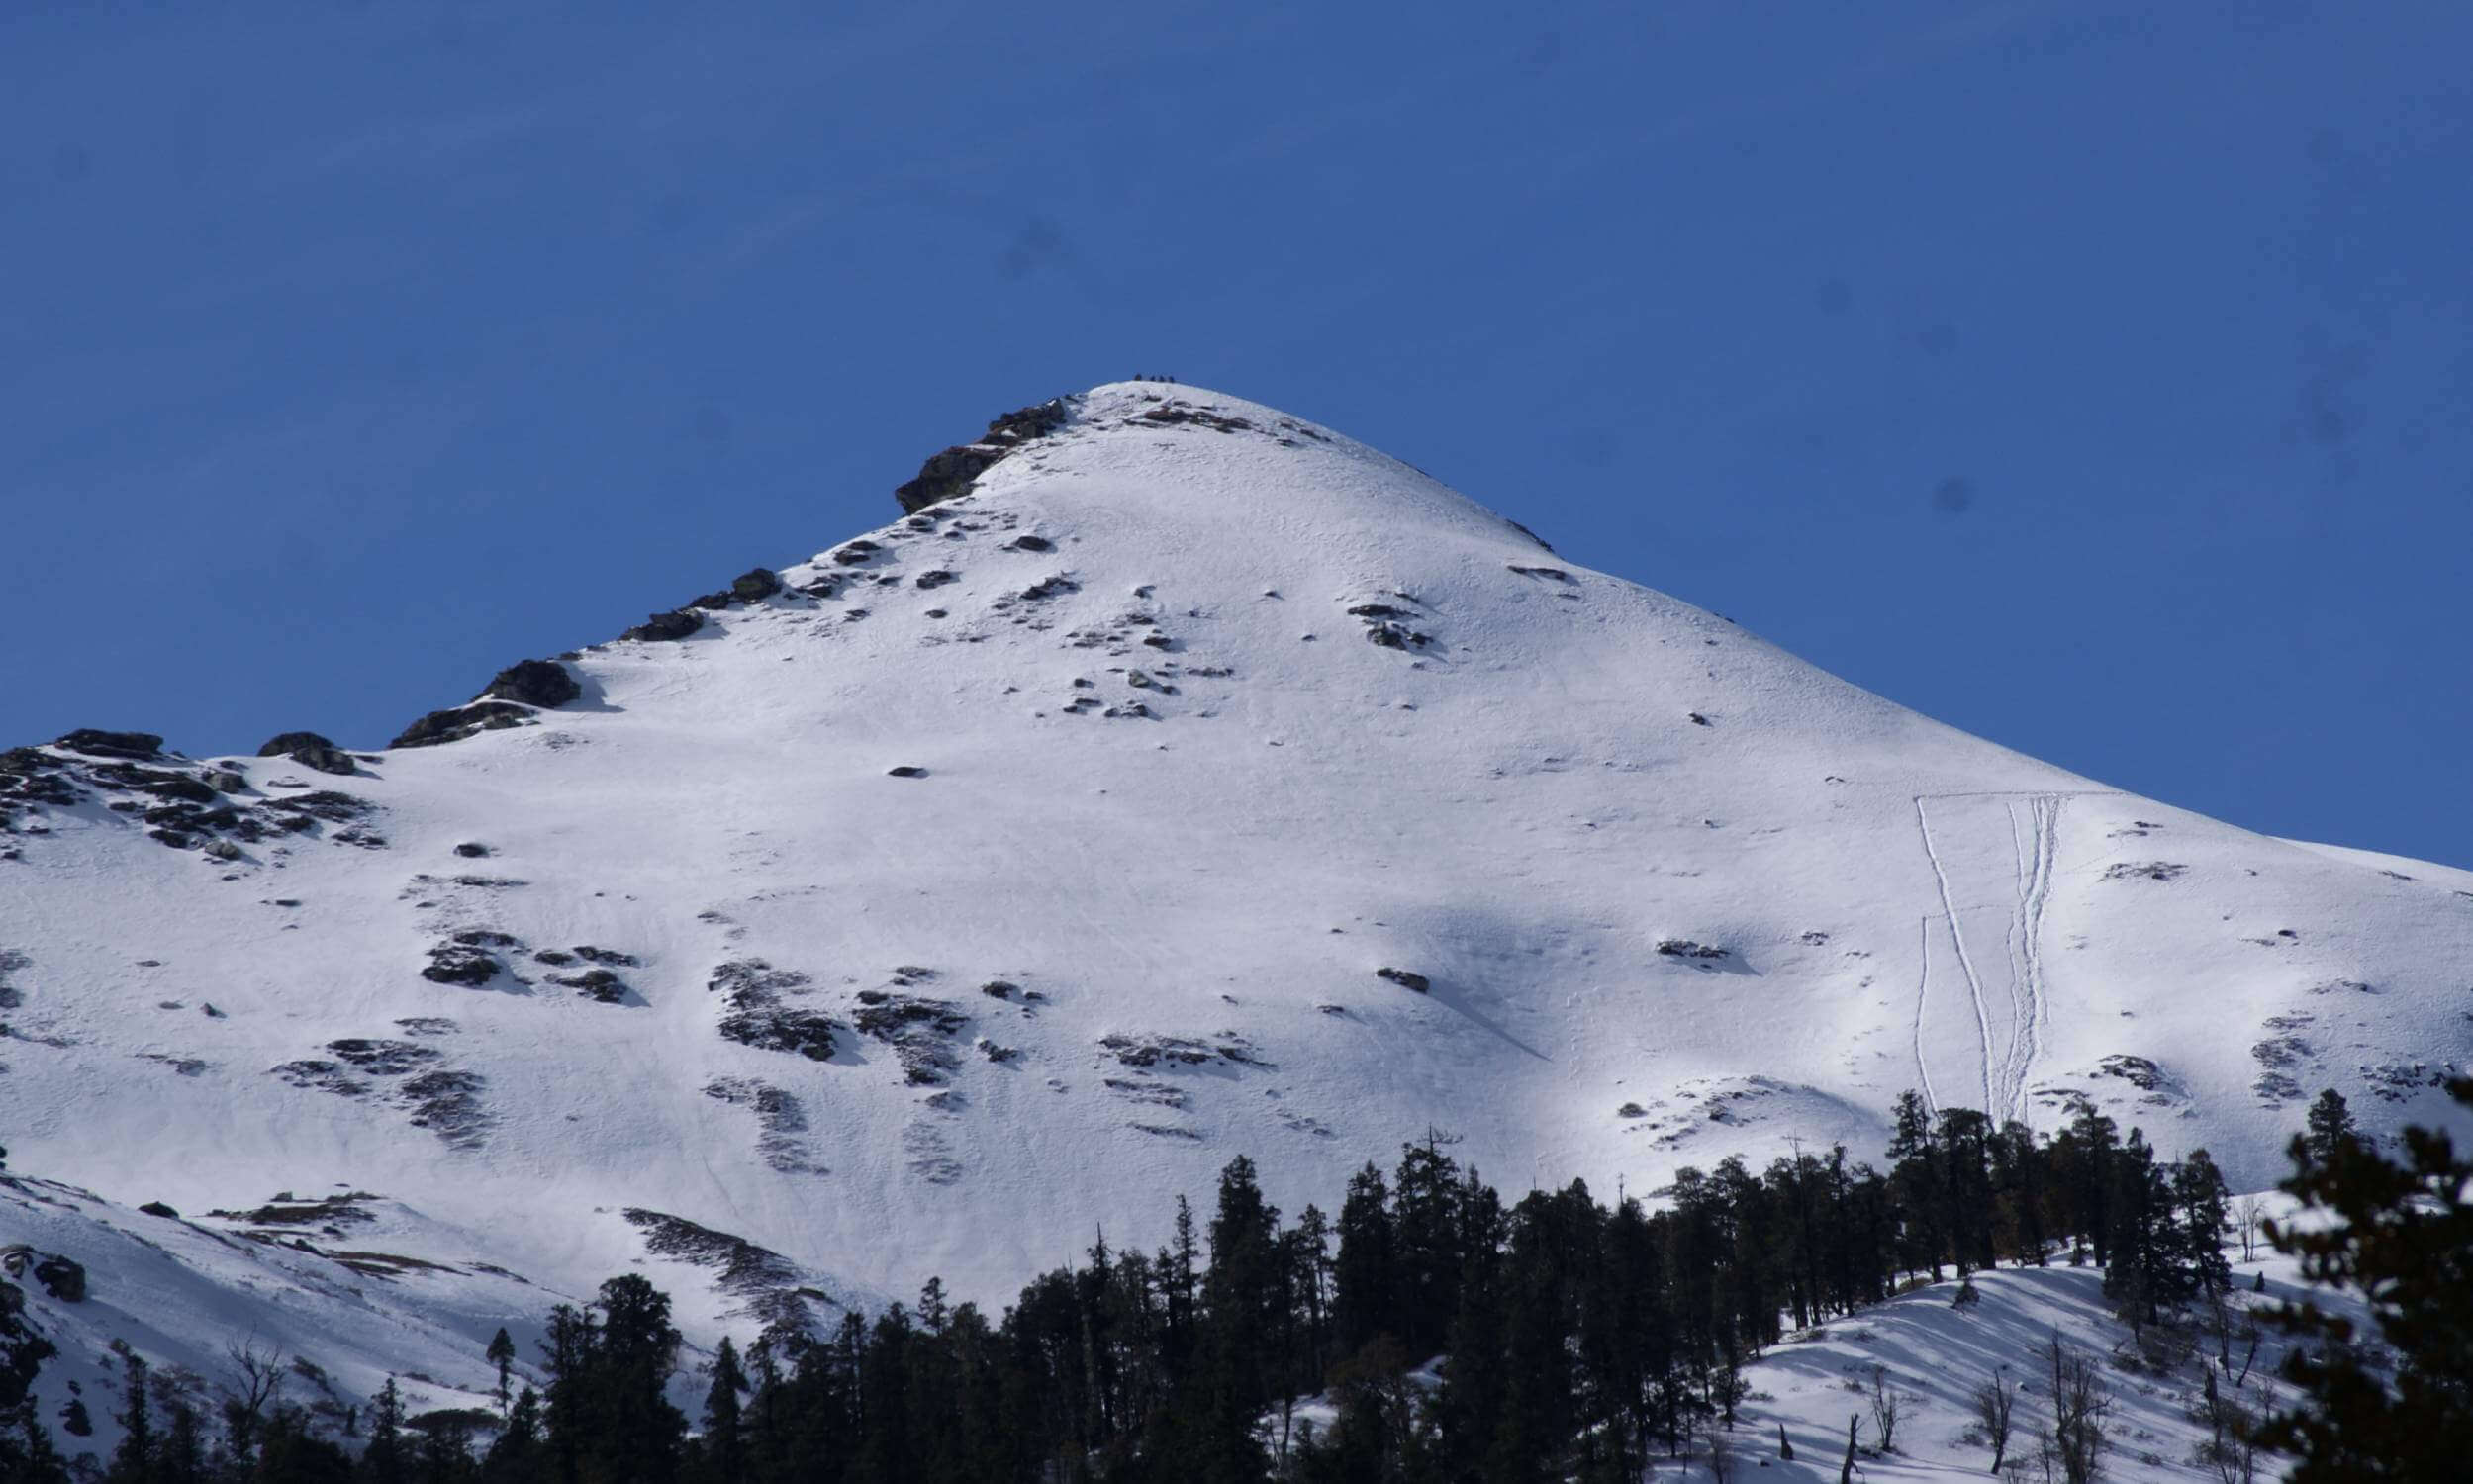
(257, 731, 357, 776)
(483, 659, 580, 709)
(53, 729, 163, 761)
(623, 609, 705, 643)
(894, 400, 1070, 513)
(390, 701, 532, 750)
(691, 568, 784, 610)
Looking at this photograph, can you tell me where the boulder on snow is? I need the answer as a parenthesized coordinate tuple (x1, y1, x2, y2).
(32, 1253, 86, 1303)
(483, 659, 581, 709)
(887, 765, 927, 778)
(256, 731, 357, 776)
(139, 1200, 181, 1219)
(1376, 967, 1430, 993)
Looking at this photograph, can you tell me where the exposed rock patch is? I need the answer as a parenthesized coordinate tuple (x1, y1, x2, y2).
(852, 992, 969, 1085)
(482, 659, 580, 709)
(895, 400, 1070, 513)
(622, 610, 705, 643)
(257, 732, 356, 776)
(710, 960, 837, 1060)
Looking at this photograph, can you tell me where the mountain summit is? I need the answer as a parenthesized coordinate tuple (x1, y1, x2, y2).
(4, 382, 2468, 1428)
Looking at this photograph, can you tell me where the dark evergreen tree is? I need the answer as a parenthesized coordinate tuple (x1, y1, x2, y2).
(365, 1377, 409, 1484)
(2260, 1076, 2473, 1478)
(486, 1328, 517, 1415)
(106, 1348, 153, 1484)
(699, 1337, 747, 1484)
(2304, 1087, 2359, 1167)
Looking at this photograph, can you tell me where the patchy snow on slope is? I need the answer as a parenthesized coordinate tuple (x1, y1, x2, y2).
(3, 382, 2466, 1445)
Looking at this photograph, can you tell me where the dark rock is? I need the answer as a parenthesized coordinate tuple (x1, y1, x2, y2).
(1346, 603, 1408, 620)
(1376, 967, 1430, 992)
(399, 1069, 490, 1148)
(711, 960, 837, 1061)
(731, 567, 783, 603)
(390, 701, 532, 750)
(896, 400, 1070, 513)
(1018, 574, 1079, 602)
(454, 842, 491, 858)
(829, 540, 882, 566)
(533, 950, 576, 966)
(854, 991, 970, 1085)
(980, 980, 1018, 999)
(327, 1039, 442, 1075)
(915, 570, 956, 590)
(622, 610, 704, 643)
(552, 969, 627, 1003)
(32, 1254, 86, 1302)
(257, 731, 357, 774)
(887, 765, 927, 778)
(268, 790, 371, 822)
(54, 729, 162, 760)
(1133, 404, 1254, 434)
(1365, 623, 1431, 651)
(139, 1201, 180, 1219)
(1006, 534, 1054, 552)
(421, 939, 502, 986)
(121, 769, 219, 804)
(1688, 712, 1710, 726)
(483, 659, 580, 709)
(1656, 939, 1731, 960)
(571, 945, 638, 967)
(2102, 862, 2187, 882)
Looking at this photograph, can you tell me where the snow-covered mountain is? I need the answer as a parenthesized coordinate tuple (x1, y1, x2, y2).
(4, 381, 2468, 1440)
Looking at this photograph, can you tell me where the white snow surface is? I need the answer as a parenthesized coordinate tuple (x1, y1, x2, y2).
(4, 382, 2468, 1439)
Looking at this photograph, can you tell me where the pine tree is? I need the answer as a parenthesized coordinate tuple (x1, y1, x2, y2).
(1886, 1090, 1944, 1279)
(106, 1348, 152, 1484)
(2259, 1076, 2473, 1477)
(365, 1376, 408, 1484)
(2304, 1088, 2359, 1168)
(486, 1328, 517, 1415)
(701, 1338, 747, 1484)
(1332, 1162, 1398, 1359)
(483, 1388, 543, 1483)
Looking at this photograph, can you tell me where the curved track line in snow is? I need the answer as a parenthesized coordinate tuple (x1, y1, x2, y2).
(2018, 793, 2062, 1115)
(1912, 791, 2078, 1124)
(1911, 913, 1938, 1111)
(1914, 796, 1997, 1114)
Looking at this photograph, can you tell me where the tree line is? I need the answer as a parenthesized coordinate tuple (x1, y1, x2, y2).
(5, 1083, 2465, 1482)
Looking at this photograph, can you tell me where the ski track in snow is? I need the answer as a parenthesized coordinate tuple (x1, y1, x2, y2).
(1914, 791, 2091, 1125)
(1913, 795, 1997, 1117)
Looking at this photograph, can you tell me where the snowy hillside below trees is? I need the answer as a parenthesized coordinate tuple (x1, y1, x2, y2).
(2, 381, 2468, 1462)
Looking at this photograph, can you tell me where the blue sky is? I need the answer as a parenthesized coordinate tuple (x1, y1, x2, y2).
(6, 2, 2467, 865)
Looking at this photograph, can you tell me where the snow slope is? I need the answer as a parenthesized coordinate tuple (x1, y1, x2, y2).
(4, 382, 2467, 1439)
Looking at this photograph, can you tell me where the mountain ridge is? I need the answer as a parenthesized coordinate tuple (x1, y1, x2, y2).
(3, 380, 2467, 1451)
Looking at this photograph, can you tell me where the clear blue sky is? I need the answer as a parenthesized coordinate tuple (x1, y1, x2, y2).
(6, 3, 2467, 866)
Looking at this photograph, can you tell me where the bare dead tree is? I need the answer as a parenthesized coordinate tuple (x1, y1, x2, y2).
(2232, 1194, 2263, 1264)
(1972, 1365, 2017, 1474)
(2045, 1335, 2111, 1484)
(221, 1336, 287, 1463)
(2194, 1370, 2262, 1484)
(1868, 1363, 1906, 1454)
(1839, 1414, 1859, 1484)
(1707, 1427, 1736, 1482)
